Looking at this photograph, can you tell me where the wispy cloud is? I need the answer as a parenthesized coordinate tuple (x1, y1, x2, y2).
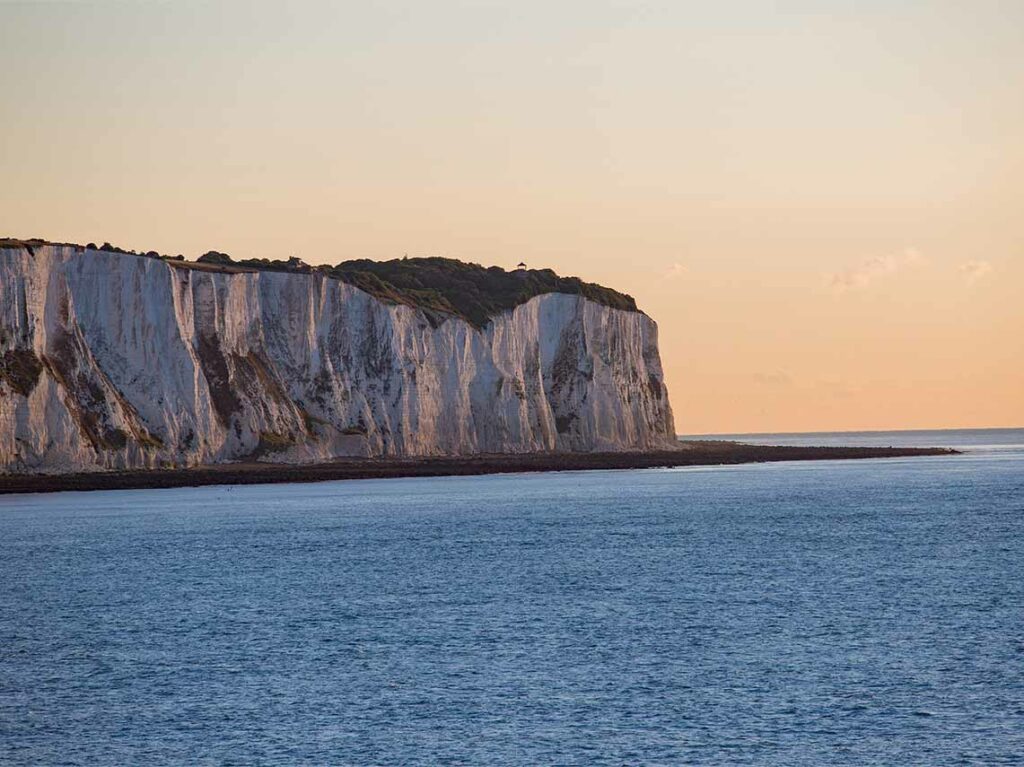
(959, 259, 993, 284)
(750, 372, 860, 397)
(814, 378, 860, 399)
(664, 262, 687, 279)
(829, 248, 923, 292)
(751, 371, 794, 387)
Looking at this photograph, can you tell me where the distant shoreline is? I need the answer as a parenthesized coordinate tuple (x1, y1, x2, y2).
(0, 442, 958, 496)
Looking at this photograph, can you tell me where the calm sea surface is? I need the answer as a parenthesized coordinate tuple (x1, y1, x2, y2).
(2, 429, 1022, 765)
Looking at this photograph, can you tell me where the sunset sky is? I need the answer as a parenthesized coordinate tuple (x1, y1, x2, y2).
(2, 1, 1021, 433)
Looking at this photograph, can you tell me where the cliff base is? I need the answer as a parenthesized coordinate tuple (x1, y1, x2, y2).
(0, 442, 957, 495)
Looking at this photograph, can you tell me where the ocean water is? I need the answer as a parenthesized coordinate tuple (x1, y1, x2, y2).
(1, 429, 1022, 765)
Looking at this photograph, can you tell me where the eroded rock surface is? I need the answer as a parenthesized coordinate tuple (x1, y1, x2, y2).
(0, 244, 676, 473)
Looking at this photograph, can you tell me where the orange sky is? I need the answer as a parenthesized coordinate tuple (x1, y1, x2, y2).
(2, 1, 1021, 433)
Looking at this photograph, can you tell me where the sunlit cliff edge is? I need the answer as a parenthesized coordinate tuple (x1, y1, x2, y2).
(0, 240, 676, 473)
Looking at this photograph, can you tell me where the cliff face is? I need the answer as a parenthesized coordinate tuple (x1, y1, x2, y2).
(0, 244, 676, 473)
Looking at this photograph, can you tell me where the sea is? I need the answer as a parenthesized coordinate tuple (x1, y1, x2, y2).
(1, 428, 1021, 765)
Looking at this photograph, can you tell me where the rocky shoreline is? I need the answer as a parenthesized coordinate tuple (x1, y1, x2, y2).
(0, 442, 957, 495)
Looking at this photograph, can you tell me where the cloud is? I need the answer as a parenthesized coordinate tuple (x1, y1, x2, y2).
(959, 260, 993, 284)
(814, 378, 860, 399)
(751, 371, 794, 386)
(829, 248, 923, 292)
(665, 262, 687, 279)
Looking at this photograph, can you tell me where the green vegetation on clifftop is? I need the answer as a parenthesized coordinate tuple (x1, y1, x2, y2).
(199, 252, 639, 326)
(1, 239, 640, 328)
(325, 257, 639, 328)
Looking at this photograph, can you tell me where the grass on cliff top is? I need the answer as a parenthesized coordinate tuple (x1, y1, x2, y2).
(1, 238, 640, 328)
(326, 257, 639, 328)
(201, 251, 640, 326)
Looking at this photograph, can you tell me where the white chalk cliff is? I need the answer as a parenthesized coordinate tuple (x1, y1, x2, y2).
(0, 243, 676, 473)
